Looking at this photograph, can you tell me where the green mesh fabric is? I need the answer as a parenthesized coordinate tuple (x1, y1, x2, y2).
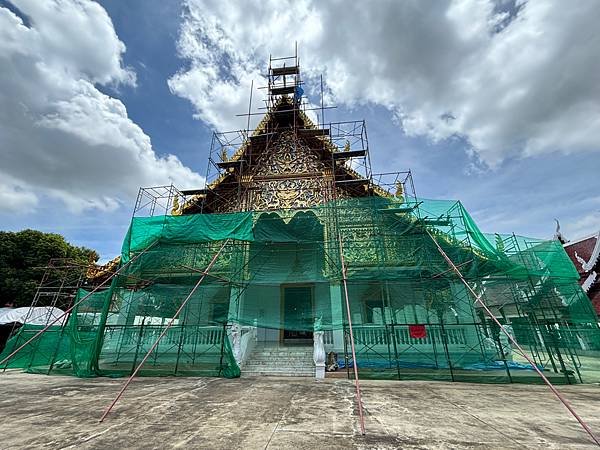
(121, 212, 254, 262)
(2, 196, 599, 384)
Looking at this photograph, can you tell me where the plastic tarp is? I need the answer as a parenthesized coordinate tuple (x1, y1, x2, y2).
(0, 307, 66, 325)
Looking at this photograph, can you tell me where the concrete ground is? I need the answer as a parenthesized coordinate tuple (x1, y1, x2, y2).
(1, 371, 600, 449)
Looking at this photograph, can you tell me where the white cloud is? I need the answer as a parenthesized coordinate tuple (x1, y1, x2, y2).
(0, 176, 38, 213)
(0, 0, 203, 213)
(560, 195, 600, 238)
(563, 211, 600, 240)
(170, 0, 600, 167)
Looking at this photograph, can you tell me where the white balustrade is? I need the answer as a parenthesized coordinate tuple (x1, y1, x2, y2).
(352, 324, 468, 351)
(104, 324, 226, 351)
(323, 329, 334, 346)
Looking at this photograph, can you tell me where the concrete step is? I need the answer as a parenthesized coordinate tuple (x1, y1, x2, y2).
(242, 345, 315, 377)
(251, 356, 312, 360)
(244, 364, 314, 371)
(243, 362, 315, 372)
(253, 346, 312, 350)
(253, 347, 312, 350)
(246, 363, 313, 368)
(243, 359, 312, 365)
(248, 355, 313, 361)
(251, 350, 313, 356)
(250, 356, 313, 361)
(252, 348, 312, 354)
(242, 369, 314, 377)
(244, 358, 314, 365)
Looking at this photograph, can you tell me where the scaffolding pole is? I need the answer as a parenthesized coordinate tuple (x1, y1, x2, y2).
(99, 239, 230, 422)
(424, 228, 600, 446)
(0, 242, 157, 368)
(337, 232, 367, 435)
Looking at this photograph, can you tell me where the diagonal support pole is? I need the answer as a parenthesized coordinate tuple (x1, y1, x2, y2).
(425, 228, 600, 446)
(99, 239, 230, 422)
(337, 233, 367, 435)
(0, 242, 157, 369)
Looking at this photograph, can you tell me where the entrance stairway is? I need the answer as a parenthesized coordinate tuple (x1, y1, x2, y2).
(242, 344, 314, 377)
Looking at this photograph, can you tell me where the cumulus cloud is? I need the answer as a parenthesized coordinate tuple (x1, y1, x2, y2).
(561, 196, 600, 238)
(169, 0, 600, 167)
(0, 0, 203, 213)
(0, 176, 38, 213)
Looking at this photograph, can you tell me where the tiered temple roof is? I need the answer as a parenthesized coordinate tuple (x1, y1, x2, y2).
(182, 96, 389, 215)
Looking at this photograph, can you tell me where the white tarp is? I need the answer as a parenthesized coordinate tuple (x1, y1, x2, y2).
(0, 307, 66, 326)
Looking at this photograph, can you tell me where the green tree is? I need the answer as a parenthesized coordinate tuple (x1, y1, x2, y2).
(0, 230, 99, 307)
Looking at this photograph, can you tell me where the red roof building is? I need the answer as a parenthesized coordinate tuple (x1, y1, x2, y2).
(562, 230, 600, 316)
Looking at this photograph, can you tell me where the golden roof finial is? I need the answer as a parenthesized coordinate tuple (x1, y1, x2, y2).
(86, 255, 121, 280)
(220, 148, 228, 162)
(395, 181, 404, 198)
(171, 196, 182, 216)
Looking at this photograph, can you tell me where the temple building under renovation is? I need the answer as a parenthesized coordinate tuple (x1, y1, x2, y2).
(2, 53, 600, 385)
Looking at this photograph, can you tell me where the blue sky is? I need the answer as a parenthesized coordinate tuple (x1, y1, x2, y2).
(97, 0, 211, 172)
(0, 0, 599, 262)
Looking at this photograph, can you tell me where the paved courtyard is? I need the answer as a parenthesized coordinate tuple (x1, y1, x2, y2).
(1, 371, 599, 449)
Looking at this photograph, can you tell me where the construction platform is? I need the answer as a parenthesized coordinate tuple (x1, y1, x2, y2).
(1, 371, 599, 449)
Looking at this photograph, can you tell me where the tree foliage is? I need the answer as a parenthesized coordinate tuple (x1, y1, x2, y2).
(0, 230, 99, 307)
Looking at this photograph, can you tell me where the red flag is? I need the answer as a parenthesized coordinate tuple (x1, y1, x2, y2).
(409, 324, 427, 339)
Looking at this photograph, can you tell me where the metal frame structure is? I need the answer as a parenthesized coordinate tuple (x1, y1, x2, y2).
(133, 185, 184, 218)
(0, 245, 157, 370)
(0, 258, 87, 372)
(425, 228, 600, 445)
(197, 48, 393, 216)
(100, 239, 231, 422)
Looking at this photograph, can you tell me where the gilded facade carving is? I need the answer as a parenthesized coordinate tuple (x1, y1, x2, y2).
(244, 131, 341, 211)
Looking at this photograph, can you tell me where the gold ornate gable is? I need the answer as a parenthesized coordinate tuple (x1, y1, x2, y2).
(248, 131, 336, 210)
(183, 97, 390, 214)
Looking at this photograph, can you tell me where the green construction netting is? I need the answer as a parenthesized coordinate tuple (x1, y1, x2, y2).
(121, 212, 254, 262)
(2, 196, 599, 384)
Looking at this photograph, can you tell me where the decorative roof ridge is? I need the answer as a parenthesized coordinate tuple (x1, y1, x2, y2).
(582, 230, 600, 272)
(563, 230, 600, 247)
(582, 271, 598, 293)
(572, 229, 600, 273)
